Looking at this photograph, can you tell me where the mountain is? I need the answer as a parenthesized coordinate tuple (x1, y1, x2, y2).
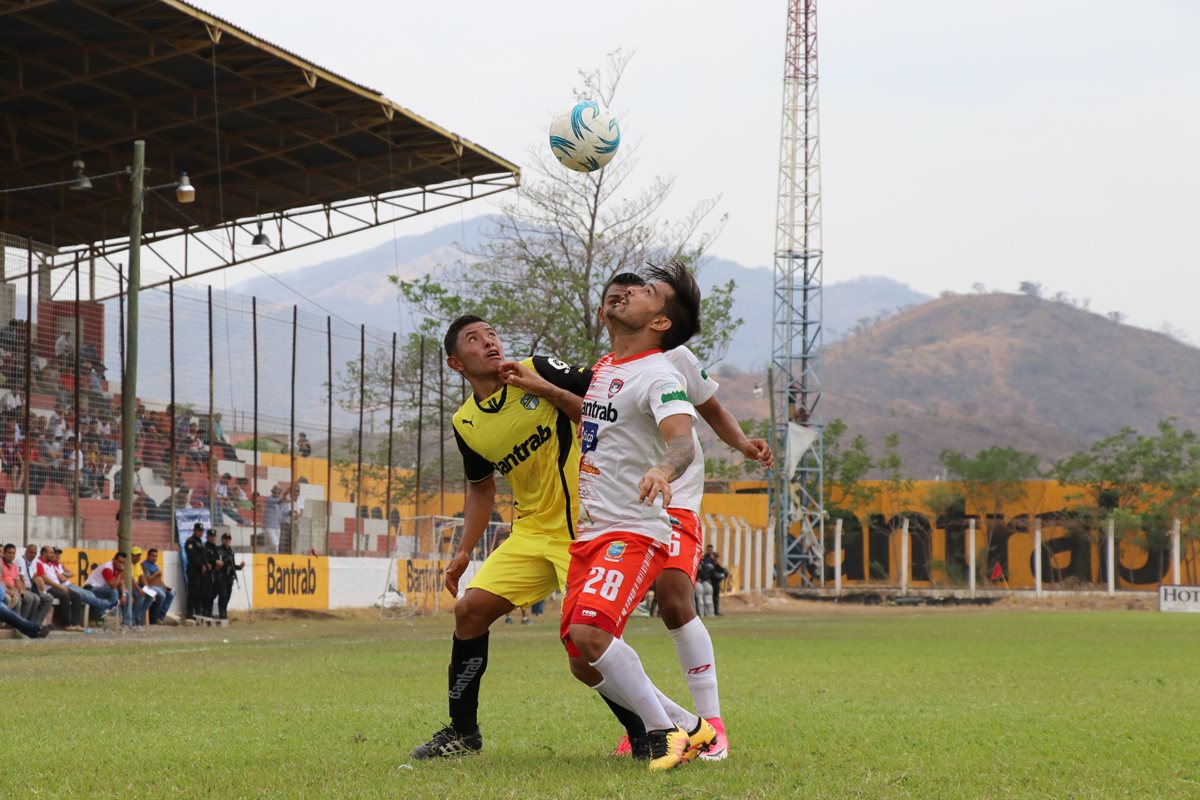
(233, 215, 930, 369)
(709, 293, 1200, 477)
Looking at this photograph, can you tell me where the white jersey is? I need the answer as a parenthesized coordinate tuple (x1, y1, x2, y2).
(578, 349, 696, 544)
(663, 346, 719, 513)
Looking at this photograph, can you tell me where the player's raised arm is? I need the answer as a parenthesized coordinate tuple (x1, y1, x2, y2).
(638, 413, 695, 507)
(499, 356, 591, 423)
(695, 397, 774, 470)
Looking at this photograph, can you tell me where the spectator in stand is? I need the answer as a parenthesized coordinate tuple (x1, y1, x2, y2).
(128, 547, 159, 627)
(32, 547, 82, 627)
(233, 477, 254, 519)
(1, 420, 22, 496)
(296, 433, 312, 457)
(208, 413, 240, 462)
(113, 458, 150, 518)
(52, 550, 116, 623)
(15, 544, 39, 593)
(138, 547, 175, 624)
(3, 542, 25, 610)
(80, 441, 104, 497)
(215, 473, 247, 525)
(4, 543, 51, 626)
(263, 485, 283, 554)
(0, 594, 50, 638)
(54, 330, 74, 360)
(61, 433, 84, 494)
(26, 431, 49, 495)
(282, 482, 305, 553)
(186, 422, 206, 467)
(85, 551, 131, 626)
(0, 382, 22, 413)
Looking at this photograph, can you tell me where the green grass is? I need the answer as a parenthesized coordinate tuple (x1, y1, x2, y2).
(3, 606, 1199, 799)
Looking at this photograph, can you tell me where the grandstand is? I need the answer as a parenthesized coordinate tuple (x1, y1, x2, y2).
(0, 0, 520, 563)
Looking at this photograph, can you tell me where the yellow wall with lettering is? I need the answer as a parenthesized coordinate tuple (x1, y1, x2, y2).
(396, 559, 451, 614)
(252, 554, 329, 609)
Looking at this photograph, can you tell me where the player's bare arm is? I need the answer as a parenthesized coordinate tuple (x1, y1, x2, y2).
(638, 414, 696, 507)
(498, 360, 584, 423)
(444, 475, 497, 596)
(695, 397, 774, 469)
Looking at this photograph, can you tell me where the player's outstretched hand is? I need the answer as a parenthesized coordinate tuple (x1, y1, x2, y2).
(742, 438, 774, 469)
(638, 468, 673, 508)
(499, 360, 553, 396)
(444, 552, 470, 597)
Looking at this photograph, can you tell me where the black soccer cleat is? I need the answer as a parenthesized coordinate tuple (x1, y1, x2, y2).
(410, 724, 483, 760)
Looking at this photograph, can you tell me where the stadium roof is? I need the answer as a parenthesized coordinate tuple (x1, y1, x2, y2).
(0, 0, 519, 272)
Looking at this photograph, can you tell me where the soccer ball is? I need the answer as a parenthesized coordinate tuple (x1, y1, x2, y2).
(548, 100, 621, 173)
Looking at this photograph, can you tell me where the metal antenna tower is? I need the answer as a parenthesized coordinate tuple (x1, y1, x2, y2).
(770, 0, 824, 583)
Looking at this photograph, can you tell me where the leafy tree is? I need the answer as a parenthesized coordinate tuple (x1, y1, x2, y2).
(822, 418, 877, 513)
(393, 50, 738, 366)
(1018, 281, 1043, 298)
(940, 445, 1041, 580)
(1058, 420, 1200, 583)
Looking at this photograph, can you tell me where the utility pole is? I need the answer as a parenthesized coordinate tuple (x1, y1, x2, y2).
(117, 140, 144, 598)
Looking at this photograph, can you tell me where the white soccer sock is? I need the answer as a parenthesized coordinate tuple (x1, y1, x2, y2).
(654, 687, 700, 733)
(592, 677, 630, 709)
(590, 638, 673, 731)
(669, 616, 721, 719)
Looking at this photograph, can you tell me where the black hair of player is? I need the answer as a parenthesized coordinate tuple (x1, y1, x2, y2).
(444, 314, 488, 358)
(601, 271, 645, 300)
(643, 260, 701, 350)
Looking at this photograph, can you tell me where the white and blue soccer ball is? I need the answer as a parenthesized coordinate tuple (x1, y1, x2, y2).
(548, 100, 621, 173)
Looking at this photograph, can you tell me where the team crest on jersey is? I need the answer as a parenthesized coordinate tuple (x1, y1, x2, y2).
(520, 394, 540, 411)
(608, 378, 624, 398)
(604, 541, 626, 562)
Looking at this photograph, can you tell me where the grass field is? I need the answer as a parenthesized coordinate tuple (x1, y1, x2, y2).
(3, 602, 1198, 799)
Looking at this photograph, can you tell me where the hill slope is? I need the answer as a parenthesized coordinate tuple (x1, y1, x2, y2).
(815, 293, 1200, 475)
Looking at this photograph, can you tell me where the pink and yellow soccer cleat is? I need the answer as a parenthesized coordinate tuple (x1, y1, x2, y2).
(647, 727, 689, 771)
(697, 717, 728, 761)
(681, 717, 717, 762)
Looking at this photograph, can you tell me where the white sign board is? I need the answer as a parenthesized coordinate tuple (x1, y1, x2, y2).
(1158, 585, 1200, 613)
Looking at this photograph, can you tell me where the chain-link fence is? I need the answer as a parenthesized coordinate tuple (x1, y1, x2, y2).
(0, 237, 485, 557)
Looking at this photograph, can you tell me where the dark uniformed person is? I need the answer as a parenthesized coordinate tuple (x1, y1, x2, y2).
(202, 530, 220, 618)
(183, 523, 207, 619)
(215, 532, 244, 620)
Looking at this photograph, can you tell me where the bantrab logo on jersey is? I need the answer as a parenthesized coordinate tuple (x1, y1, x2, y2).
(581, 399, 618, 422)
(520, 394, 540, 411)
(581, 421, 599, 454)
(493, 424, 553, 476)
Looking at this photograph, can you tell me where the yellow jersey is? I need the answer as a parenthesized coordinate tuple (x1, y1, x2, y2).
(453, 356, 588, 540)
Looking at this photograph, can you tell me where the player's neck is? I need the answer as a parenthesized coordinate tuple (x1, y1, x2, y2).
(610, 330, 661, 361)
(466, 371, 504, 403)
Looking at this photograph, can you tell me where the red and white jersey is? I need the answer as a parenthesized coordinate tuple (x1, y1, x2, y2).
(36, 560, 64, 587)
(593, 346, 717, 515)
(663, 346, 719, 514)
(578, 349, 696, 545)
(85, 560, 116, 590)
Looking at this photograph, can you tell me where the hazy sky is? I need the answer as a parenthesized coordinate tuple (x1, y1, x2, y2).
(199, 0, 1200, 342)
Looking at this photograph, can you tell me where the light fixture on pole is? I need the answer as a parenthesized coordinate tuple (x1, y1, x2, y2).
(174, 171, 195, 204)
(251, 219, 270, 247)
(69, 158, 92, 191)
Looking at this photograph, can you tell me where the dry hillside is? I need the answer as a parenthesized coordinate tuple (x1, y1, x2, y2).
(709, 293, 1200, 477)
